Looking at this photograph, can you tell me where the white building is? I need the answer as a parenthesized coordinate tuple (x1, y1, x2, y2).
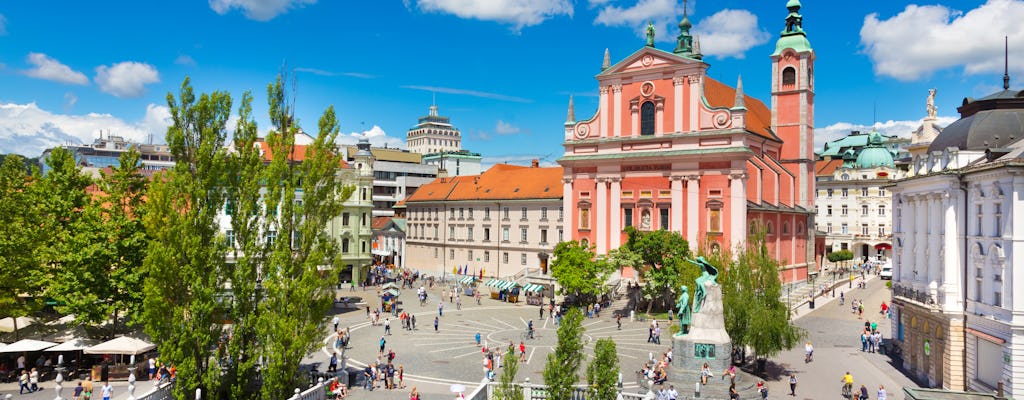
(402, 162, 563, 278)
(815, 130, 898, 261)
(891, 85, 1024, 394)
(342, 145, 437, 218)
(406, 104, 462, 155)
(422, 150, 483, 177)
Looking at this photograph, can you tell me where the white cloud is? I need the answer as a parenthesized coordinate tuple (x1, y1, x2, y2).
(22, 53, 89, 85)
(860, 0, 1024, 81)
(63, 92, 78, 110)
(337, 125, 406, 149)
(413, 0, 573, 30)
(0, 102, 171, 157)
(295, 67, 375, 79)
(693, 9, 769, 59)
(208, 0, 317, 21)
(815, 116, 959, 151)
(94, 62, 160, 98)
(593, 0, 681, 42)
(0, 13, 7, 35)
(175, 55, 196, 66)
(495, 120, 522, 135)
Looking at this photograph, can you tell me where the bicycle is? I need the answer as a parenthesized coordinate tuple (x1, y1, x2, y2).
(841, 383, 853, 399)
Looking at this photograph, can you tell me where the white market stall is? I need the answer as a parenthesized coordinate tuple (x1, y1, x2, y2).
(84, 337, 157, 382)
(0, 338, 57, 353)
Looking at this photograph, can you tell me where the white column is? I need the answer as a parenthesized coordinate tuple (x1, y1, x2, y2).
(686, 175, 700, 246)
(1011, 175, 1024, 311)
(916, 195, 927, 285)
(631, 103, 639, 137)
(673, 77, 684, 133)
(596, 178, 608, 254)
(563, 178, 574, 241)
(670, 176, 684, 233)
(928, 195, 941, 293)
(655, 102, 664, 135)
(942, 190, 963, 312)
(609, 178, 622, 249)
(613, 85, 623, 138)
(730, 172, 748, 251)
(688, 76, 700, 132)
(900, 197, 913, 281)
(599, 87, 609, 138)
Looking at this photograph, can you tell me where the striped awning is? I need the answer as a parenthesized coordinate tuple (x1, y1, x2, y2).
(521, 283, 544, 294)
(458, 276, 476, 284)
(484, 279, 499, 287)
(486, 280, 518, 290)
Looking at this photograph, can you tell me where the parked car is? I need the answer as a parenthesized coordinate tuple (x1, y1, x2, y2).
(880, 265, 893, 280)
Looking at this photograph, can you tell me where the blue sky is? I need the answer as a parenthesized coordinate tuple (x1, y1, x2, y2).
(1, 0, 1022, 166)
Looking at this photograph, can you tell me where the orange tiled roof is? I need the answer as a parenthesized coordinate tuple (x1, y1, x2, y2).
(255, 141, 349, 168)
(404, 164, 563, 203)
(704, 77, 774, 140)
(815, 158, 843, 176)
(371, 216, 392, 230)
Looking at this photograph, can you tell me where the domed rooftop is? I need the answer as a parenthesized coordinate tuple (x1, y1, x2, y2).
(854, 131, 895, 168)
(928, 89, 1024, 152)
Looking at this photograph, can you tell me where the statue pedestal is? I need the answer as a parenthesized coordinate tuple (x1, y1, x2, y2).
(671, 282, 732, 382)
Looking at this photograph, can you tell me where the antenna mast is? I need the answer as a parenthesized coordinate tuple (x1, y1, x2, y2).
(1004, 36, 1011, 90)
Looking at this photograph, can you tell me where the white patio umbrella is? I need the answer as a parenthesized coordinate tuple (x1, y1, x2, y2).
(84, 336, 156, 356)
(0, 338, 57, 353)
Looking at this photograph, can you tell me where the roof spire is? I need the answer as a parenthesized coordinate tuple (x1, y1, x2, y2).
(674, 0, 695, 56)
(430, 92, 438, 116)
(602, 48, 611, 70)
(1004, 36, 1011, 90)
(566, 95, 576, 124)
(692, 35, 702, 59)
(733, 75, 746, 109)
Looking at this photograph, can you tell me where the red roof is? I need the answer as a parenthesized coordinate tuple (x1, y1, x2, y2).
(255, 141, 348, 167)
(371, 216, 392, 230)
(405, 164, 564, 203)
(815, 158, 844, 176)
(704, 77, 774, 140)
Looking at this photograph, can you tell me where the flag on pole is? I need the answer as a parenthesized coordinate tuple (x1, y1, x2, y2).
(453, 266, 458, 274)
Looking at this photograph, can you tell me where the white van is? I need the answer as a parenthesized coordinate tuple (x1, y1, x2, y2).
(880, 263, 893, 280)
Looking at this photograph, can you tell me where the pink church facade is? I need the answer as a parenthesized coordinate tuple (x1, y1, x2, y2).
(558, 2, 817, 282)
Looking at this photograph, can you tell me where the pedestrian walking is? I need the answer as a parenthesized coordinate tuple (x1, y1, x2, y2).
(539, 306, 544, 320)
(475, 332, 481, 345)
(385, 318, 392, 335)
(329, 352, 338, 373)
(439, 301, 444, 317)
(617, 314, 622, 330)
(411, 314, 417, 330)
(333, 315, 340, 332)
(456, 295, 462, 310)
(877, 385, 887, 400)
(434, 316, 439, 332)
(519, 341, 526, 361)
(380, 336, 387, 354)
(101, 381, 113, 400)
(789, 374, 797, 396)
(398, 365, 406, 389)
(30, 367, 39, 392)
(18, 370, 29, 394)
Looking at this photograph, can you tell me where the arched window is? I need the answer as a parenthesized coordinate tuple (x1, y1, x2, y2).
(640, 101, 655, 135)
(580, 237, 590, 248)
(782, 222, 790, 235)
(782, 67, 796, 86)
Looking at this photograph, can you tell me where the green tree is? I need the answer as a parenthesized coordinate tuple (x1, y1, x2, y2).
(0, 155, 45, 340)
(255, 75, 352, 399)
(586, 338, 619, 400)
(141, 78, 233, 400)
(494, 345, 523, 400)
(550, 241, 614, 305)
(620, 227, 695, 313)
(47, 149, 149, 333)
(543, 307, 584, 400)
(711, 231, 804, 369)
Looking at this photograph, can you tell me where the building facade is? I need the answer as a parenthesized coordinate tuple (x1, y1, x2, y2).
(403, 163, 563, 278)
(422, 150, 483, 177)
(815, 131, 898, 261)
(371, 216, 407, 269)
(891, 84, 1024, 394)
(406, 104, 462, 155)
(41, 134, 175, 177)
(342, 145, 436, 218)
(558, 1, 816, 281)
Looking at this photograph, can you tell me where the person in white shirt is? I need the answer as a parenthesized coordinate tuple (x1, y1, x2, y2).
(805, 341, 814, 362)
(102, 380, 113, 400)
(17, 354, 25, 370)
(666, 385, 678, 400)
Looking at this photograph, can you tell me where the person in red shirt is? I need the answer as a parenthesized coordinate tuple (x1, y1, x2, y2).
(519, 342, 526, 361)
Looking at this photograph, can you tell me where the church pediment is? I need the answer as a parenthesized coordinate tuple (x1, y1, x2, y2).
(598, 47, 706, 77)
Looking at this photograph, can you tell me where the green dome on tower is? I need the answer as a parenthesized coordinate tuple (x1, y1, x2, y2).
(854, 131, 895, 168)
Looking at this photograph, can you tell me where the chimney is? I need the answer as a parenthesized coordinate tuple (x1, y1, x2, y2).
(437, 168, 449, 180)
(531, 159, 539, 168)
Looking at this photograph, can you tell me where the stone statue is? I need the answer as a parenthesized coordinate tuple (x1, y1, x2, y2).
(674, 285, 691, 335)
(688, 256, 719, 313)
(926, 88, 937, 118)
(645, 21, 655, 47)
(640, 210, 652, 230)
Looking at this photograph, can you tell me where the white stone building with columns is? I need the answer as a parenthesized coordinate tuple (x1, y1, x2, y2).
(891, 83, 1024, 395)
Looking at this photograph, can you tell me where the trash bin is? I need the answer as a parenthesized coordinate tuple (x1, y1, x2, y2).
(809, 300, 815, 309)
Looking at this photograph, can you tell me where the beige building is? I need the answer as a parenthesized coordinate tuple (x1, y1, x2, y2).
(402, 162, 563, 278)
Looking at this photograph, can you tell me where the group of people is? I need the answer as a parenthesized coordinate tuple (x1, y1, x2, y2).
(361, 361, 404, 391)
(841, 371, 888, 400)
(647, 319, 663, 344)
(639, 347, 672, 386)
